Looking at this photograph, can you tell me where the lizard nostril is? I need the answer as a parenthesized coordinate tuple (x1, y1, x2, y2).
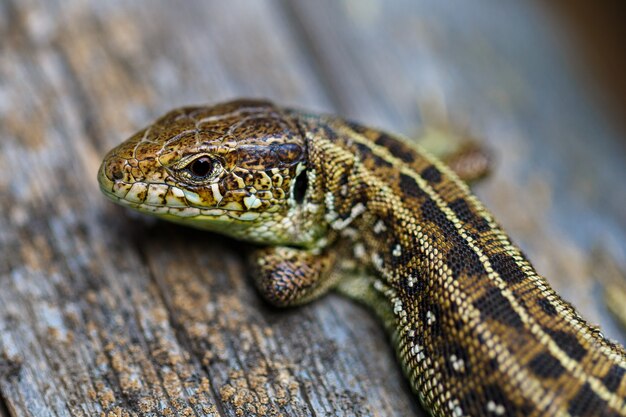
(107, 162, 124, 181)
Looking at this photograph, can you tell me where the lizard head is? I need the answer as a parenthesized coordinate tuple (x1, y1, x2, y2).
(98, 99, 327, 246)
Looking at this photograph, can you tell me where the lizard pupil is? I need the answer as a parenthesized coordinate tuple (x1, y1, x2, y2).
(293, 169, 308, 204)
(190, 157, 213, 177)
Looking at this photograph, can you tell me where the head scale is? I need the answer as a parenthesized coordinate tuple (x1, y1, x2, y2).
(98, 99, 325, 246)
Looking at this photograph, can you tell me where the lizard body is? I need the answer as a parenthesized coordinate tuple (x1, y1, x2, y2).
(99, 99, 626, 416)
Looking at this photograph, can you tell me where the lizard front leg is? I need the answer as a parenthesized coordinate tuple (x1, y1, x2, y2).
(252, 244, 401, 341)
(250, 246, 340, 307)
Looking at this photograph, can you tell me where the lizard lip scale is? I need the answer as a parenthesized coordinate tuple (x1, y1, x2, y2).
(99, 99, 626, 417)
(98, 159, 124, 202)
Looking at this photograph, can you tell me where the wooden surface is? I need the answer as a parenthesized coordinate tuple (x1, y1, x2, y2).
(1, 1, 625, 416)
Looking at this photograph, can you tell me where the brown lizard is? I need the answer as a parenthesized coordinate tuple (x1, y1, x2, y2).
(99, 99, 626, 417)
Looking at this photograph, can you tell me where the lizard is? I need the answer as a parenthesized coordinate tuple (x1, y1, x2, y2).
(98, 99, 626, 417)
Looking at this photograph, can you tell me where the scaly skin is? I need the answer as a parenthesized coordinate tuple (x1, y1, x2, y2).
(99, 99, 626, 417)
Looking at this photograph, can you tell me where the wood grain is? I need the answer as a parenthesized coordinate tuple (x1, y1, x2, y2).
(0, 0, 624, 416)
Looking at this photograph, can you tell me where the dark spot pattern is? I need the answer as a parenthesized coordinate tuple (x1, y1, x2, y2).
(323, 124, 339, 137)
(488, 252, 527, 285)
(472, 384, 530, 416)
(528, 351, 566, 378)
(445, 240, 487, 280)
(372, 154, 394, 168)
(420, 165, 442, 183)
(399, 173, 427, 200)
(474, 286, 524, 328)
(344, 119, 367, 134)
(448, 198, 491, 232)
(486, 358, 499, 372)
(568, 383, 612, 417)
(421, 199, 455, 233)
(602, 364, 625, 392)
(421, 197, 491, 281)
(354, 142, 373, 157)
(544, 329, 587, 361)
(374, 133, 415, 163)
(537, 297, 558, 317)
(271, 142, 303, 164)
(419, 200, 488, 281)
(353, 142, 393, 168)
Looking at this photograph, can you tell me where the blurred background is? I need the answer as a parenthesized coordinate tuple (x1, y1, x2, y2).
(1, 1, 625, 416)
(547, 1, 626, 131)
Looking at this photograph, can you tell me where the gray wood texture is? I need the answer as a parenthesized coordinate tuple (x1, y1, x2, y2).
(1, 1, 625, 416)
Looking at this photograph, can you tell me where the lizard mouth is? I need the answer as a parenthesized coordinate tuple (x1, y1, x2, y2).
(97, 160, 223, 216)
(97, 161, 268, 223)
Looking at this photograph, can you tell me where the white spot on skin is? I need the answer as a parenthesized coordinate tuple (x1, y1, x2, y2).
(450, 355, 465, 373)
(325, 212, 337, 223)
(306, 202, 321, 214)
(325, 191, 335, 212)
(407, 275, 416, 287)
(183, 189, 203, 206)
(372, 252, 383, 270)
(171, 187, 185, 198)
(487, 401, 505, 415)
(373, 219, 387, 234)
(353, 243, 366, 259)
(409, 342, 426, 361)
(165, 186, 189, 207)
(243, 195, 262, 210)
(331, 202, 366, 230)
(295, 162, 306, 176)
(324, 191, 338, 222)
(393, 298, 403, 314)
(210, 183, 223, 203)
(392, 244, 402, 257)
(353, 202, 366, 214)
(426, 310, 435, 325)
(448, 399, 464, 417)
(315, 237, 329, 249)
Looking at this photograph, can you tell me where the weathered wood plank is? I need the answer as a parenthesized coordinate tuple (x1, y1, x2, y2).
(0, 0, 419, 416)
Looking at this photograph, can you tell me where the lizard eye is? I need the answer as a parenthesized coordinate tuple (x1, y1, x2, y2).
(174, 154, 222, 184)
(189, 156, 213, 178)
